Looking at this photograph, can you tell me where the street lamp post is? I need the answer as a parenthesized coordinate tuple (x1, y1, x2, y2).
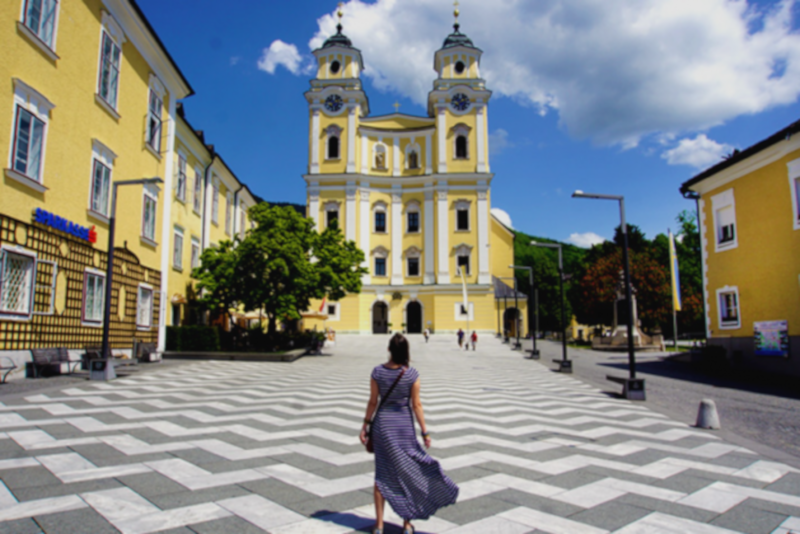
(572, 190, 645, 400)
(510, 264, 539, 359)
(98, 178, 163, 381)
(530, 242, 571, 373)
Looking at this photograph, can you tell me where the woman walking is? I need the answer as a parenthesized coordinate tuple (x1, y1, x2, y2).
(360, 334, 459, 533)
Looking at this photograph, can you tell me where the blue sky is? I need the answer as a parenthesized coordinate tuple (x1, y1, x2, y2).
(139, 0, 800, 246)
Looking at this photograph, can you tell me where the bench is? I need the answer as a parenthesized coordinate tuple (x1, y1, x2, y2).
(0, 357, 17, 383)
(133, 340, 159, 363)
(84, 346, 138, 371)
(30, 348, 82, 378)
(606, 374, 646, 400)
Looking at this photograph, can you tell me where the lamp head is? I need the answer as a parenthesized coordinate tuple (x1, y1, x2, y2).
(572, 190, 584, 197)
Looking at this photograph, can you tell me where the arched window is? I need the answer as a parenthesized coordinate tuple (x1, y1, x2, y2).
(408, 150, 419, 169)
(373, 202, 387, 233)
(405, 201, 420, 234)
(455, 135, 468, 159)
(374, 143, 387, 170)
(454, 244, 473, 276)
(328, 136, 339, 159)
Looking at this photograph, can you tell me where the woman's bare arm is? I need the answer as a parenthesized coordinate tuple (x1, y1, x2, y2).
(410, 378, 431, 448)
(359, 378, 380, 444)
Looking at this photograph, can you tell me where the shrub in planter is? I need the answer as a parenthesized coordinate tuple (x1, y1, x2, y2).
(166, 326, 221, 352)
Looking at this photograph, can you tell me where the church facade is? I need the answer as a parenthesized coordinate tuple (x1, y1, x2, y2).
(304, 16, 525, 335)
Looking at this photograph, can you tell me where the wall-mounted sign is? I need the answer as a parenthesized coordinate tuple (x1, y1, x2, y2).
(34, 208, 97, 244)
(754, 320, 789, 357)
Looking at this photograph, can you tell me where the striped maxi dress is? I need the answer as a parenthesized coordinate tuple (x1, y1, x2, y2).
(371, 364, 459, 520)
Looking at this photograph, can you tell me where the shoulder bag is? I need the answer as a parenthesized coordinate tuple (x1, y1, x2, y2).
(365, 367, 406, 453)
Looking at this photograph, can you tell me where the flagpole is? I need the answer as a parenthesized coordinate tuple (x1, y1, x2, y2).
(459, 267, 469, 337)
(669, 229, 679, 349)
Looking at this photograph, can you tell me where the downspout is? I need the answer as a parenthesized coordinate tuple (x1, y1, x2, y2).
(158, 97, 178, 352)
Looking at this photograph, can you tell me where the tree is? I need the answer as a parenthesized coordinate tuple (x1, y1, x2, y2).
(191, 240, 240, 320)
(314, 219, 368, 302)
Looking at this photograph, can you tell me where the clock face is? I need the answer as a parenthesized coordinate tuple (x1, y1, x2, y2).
(450, 93, 471, 112)
(324, 94, 344, 113)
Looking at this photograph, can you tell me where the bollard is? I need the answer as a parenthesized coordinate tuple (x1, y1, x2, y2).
(695, 399, 721, 429)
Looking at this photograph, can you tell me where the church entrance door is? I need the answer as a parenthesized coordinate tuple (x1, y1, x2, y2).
(373, 302, 388, 334)
(406, 301, 422, 333)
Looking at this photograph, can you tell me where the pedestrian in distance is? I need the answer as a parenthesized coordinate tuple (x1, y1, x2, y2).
(470, 330, 477, 351)
(423, 328, 430, 343)
(457, 328, 464, 348)
(360, 334, 459, 534)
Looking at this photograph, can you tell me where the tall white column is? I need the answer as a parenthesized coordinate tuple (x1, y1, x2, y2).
(308, 184, 320, 232)
(391, 187, 403, 285)
(158, 97, 177, 352)
(437, 107, 447, 173)
(483, 104, 490, 171)
(425, 134, 433, 174)
(347, 106, 357, 173)
(424, 189, 435, 284)
(436, 186, 450, 284)
(476, 105, 487, 173)
(361, 134, 369, 172)
(393, 137, 401, 176)
(310, 108, 320, 174)
(345, 182, 357, 242)
(477, 186, 490, 284)
(360, 185, 371, 285)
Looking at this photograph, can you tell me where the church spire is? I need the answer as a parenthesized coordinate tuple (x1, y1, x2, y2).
(453, 0, 460, 33)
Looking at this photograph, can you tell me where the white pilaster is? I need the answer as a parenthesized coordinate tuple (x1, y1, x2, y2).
(345, 182, 356, 241)
(347, 106, 356, 173)
(477, 186, 490, 284)
(360, 185, 371, 285)
(437, 107, 447, 173)
(436, 186, 450, 284)
(391, 186, 403, 285)
(424, 189, 435, 284)
(393, 136, 400, 176)
(310, 108, 320, 174)
(157, 97, 177, 352)
(361, 134, 369, 173)
(483, 104, 490, 171)
(476, 105, 487, 173)
(308, 184, 320, 232)
(425, 134, 432, 174)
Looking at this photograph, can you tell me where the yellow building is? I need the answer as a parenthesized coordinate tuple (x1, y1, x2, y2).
(0, 0, 257, 368)
(680, 118, 800, 376)
(304, 16, 525, 334)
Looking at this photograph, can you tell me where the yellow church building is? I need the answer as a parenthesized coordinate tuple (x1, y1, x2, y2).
(304, 13, 526, 335)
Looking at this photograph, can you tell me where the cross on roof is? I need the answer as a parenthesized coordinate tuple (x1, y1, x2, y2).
(393, 102, 401, 113)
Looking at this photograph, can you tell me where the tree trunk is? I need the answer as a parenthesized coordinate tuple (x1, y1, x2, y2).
(268, 314, 277, 335)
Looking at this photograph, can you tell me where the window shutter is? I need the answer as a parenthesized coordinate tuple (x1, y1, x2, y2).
(718, 206, 734, 227)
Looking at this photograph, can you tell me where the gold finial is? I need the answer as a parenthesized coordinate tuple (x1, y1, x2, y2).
(337, 2, 344, 21)
(454, 0, 460, 20)
(393, 101, 401, 113)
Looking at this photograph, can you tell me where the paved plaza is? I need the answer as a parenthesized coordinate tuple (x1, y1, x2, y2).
(0, 336, 798, 533)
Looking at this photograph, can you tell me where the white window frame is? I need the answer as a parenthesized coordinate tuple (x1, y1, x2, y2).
(96, 13, 125, 111)
(326, 302, 340, 321)
(454, 302, 474, 321)
(325, 125, 342, 160)
(405, 201, 421, 234)
(87, 138, 116, 222)
(141, 187, 158, 245)
(145, 76, 165, 154)
(373, 142, 387, 170)
(19, 0, 61, 54)
(711, 189, 737, 252)
(452, 124, 471, 160)
(405, 247, 421, 278)
(788, 158, 800, 231)
(324, 201, 340, 229)
(225, 193, 233, 235)
(372, 246, 389, 278)
(211, 179, 219, 224)
(7, 79, 54, 192)
(0, 246, 37, 321)
(193, 167, 203, 214)
(455, 243, 472, 276)
(455, 200, 471, 232)
(136, 283, 154, 329)
(190, 236, 200, 269)
(82, 267, 105, 327)
(373, 201, 387, 233)
(175, 153, 187, 202)
(173, 226, 184, 270)
(716, 286, 740, 330)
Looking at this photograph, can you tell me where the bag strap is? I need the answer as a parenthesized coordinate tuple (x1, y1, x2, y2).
(369, 367, 406, 424)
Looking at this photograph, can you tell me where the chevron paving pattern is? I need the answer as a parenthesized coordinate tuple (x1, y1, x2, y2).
(0, 335, 798, 533)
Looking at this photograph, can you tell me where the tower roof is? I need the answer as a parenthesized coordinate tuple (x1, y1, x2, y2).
(322, 24, 354, 49)
(442, 23, 476, 49)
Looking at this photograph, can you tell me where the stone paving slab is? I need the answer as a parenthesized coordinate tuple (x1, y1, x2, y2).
(0, 335, 798, 532)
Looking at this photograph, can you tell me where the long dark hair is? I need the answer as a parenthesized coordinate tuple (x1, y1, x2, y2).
(388, 333, 410, 366)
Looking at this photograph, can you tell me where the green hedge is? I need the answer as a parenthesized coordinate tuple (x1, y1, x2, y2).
(166, 326, 221, 352)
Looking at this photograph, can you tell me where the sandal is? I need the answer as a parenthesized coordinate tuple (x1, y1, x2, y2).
(372, 528, 382, 534)
(402, 524, 415, 534)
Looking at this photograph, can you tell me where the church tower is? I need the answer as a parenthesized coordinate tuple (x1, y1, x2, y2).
(302, 4, 524, 335)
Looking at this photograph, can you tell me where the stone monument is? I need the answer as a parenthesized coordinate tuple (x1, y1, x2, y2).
(592, 271, 664, 351)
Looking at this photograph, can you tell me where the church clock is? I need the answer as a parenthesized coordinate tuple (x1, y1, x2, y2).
(450, 93, 471, 112)
(324, 94, 344, 113)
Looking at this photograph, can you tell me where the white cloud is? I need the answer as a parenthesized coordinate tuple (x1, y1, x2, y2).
(230, 56, 241, 66)
(662, 134, 734, 168)
(305, 0, 800, 146)
(489, 129, 513, 155)
(567, 232, 606, 248)
(491, 208, 513, 229)
(258, 40, 304, 75)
